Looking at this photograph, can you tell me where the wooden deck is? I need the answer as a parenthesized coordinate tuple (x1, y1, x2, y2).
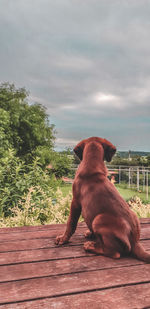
(0, 219, 150, 309)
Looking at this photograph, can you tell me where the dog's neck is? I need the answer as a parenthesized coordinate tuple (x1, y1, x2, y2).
(79, 142, 107, 177)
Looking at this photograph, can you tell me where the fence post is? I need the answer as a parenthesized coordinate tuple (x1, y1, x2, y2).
(143, 169, 145, 192)
(129, 167, 131, 188)
(137, 167, 139, 191)
(119, 166, 121, 184)
(146, 171, 149, 200)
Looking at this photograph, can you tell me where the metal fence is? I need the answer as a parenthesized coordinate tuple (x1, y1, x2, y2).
(71, 164, 150, 200)
(107, 165, 150, 200)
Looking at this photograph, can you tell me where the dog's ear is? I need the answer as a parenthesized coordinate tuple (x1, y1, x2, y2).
(74, 137, 116, 162)
(102, 139, 116, 162)
(73, 140, 85, 161)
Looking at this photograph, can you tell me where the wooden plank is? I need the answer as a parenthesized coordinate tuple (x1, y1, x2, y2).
(0, 222, 86, 234)
(0, 227, 150, 252)
(140, 218, 150, 224)
(0, 264, 150, 304)
(2, 282, 150, 309)
(0, 231, 150, 253)
(0, 237, 149, 266)
(0, 223, 68, 233)
(0, 223, 149, 243)
(0, 226, 86, 242)
(0, 218, 149, 236)
(0, 254, 146, 283)
(0, 230, 57, 242)
(0, 224, 87, 243)
(0, 235, 85, 252)
(0, 245, 92, 266)
(140, 227, 150, 239)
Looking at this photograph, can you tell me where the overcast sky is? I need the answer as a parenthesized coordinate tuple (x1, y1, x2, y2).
(0, 0, 150, 151)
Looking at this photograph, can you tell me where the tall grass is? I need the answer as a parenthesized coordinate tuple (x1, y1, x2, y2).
(0, 185, 150, 228)
(60, 183, 150, 203)
(116, 184, 150, 203)
(0, 187, 73, 227)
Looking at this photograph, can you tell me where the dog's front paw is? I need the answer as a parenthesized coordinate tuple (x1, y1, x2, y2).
(84, 229, 95, 239)
(84, 241, 96, 252)
(55, 234, 69, 245)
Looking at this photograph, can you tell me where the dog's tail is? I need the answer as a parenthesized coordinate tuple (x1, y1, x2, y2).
(132, 242, 150, 263)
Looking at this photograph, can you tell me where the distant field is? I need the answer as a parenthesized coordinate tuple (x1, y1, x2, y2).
(60, 184, 72, 196)
(116, 184, 150, 203)
(60, 183, 150, 203)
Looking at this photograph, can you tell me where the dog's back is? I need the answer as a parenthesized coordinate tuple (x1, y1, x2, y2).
(74, 156, 139, 241)
(73, 140, 150, 262)
(56, 137, 150, 262)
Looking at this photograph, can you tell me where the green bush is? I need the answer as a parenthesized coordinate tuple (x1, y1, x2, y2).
(0, 189, 149, 228)
(0, 149, 60, 217)
(0, 188, 73, 227)
(128, 197, 150, 218)
(0, 82, 55, 160)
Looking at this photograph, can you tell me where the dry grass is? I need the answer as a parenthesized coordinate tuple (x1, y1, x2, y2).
(128, 196, 150, 218)
(0, 189, 149, 228)
(0, 187, 73, 227)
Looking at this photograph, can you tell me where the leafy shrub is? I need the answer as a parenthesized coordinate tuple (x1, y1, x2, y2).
(128, 196, 150, 218)
(1, 187, 150, 228)
(0, 82, 55, 159)
(0, 188, 73, 227)
(51, 152, 73, 178)
(0, 149, 60, 216)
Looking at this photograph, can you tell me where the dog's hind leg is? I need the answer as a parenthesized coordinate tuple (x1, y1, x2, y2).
(84, 236, 121, 259)
(85, 214, 132, 259)
(132, 241, 150, 263)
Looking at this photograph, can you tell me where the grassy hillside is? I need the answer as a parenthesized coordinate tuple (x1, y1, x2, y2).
(60, 183, 150, 203)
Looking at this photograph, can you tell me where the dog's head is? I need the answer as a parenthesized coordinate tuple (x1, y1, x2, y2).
(74, 137, 116, 162)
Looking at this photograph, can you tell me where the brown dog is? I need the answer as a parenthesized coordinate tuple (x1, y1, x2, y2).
(56, 137, 150, 262)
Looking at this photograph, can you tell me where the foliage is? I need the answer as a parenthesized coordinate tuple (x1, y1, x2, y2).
(0, 108, 12, 157)
(0, 149, 60, 217)
(116, 183, 150, 203)
(32, 146, 54, 168)
(128, 197, 150, 218)
(0, 82, 55, 160)
(1, 82, 149, 228)
(111, 153, 150, 167)
(0, 188, 73, 227)
(0, 82, 74, 202)
(0, 189, 149, 228)
(51, 152, 73, 178)
(147, 155, 150, 167)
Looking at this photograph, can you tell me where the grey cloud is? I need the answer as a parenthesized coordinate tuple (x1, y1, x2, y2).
(0, 0, 150, 150)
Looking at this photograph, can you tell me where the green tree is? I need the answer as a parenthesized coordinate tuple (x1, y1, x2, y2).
(0, 149, 59, 216)
(0, 82, 55, 160)
(147, 155, 150, 167)
(50, 152, 73, 178)
(0, 108, 12, 157)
